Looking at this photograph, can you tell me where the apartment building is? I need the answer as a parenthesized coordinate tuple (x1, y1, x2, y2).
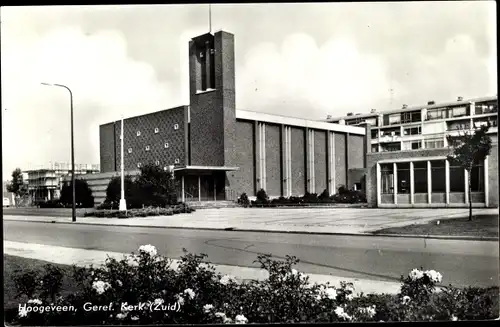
(24, 163, 100, 202)
(328, 96, 498, 208)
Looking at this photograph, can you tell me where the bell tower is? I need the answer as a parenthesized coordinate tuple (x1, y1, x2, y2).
(188, 30, 236, 167)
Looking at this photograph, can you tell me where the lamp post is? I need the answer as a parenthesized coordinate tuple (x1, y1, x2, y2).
(119, 115, 127, 212)
(41, 82, 76, 222)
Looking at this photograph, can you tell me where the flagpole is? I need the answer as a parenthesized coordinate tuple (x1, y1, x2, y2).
(209, 4, 212, 33)
(119, 115, 127, 212)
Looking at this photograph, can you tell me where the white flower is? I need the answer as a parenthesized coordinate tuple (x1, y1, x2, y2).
(334, 306, 352, 321)
(175, 294, 185, 305)
(409, 269, 424, 281)
(131, 316, 139, 321)
(116, 280, 123, 287)
(220, 275, 235, 285)
(138, 244, 157, 256)
(424, 270, 443, 283)
(215, 312, 227, 318)
(203, 304, 214, 313)
(325, 287, 337, 300)
(358, 305, 377, 318)
(127, 255, 139, 267)
(92, 280, 112, 295)
(223, 317, 233, 324)
(402, 295, 411, 305)
(346, 294, 354, 301)
(451, 315, 458, 321)
(291, 269, 298, 275)
(18, 307, 28, 318)
(28, 299, 42, 305)
(235, 314, 248, 324)
(116, 313, 127, 319)
(154, 298, 164, 305)
(183, 288, 196, 299)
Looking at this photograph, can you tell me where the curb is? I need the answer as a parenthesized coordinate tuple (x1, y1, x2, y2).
(5, 218, 498, 242)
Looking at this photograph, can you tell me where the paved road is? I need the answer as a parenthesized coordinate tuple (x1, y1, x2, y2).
(4, 221, 498, 288)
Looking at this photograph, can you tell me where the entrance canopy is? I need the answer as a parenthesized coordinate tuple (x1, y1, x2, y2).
(174, 165, 239, 174)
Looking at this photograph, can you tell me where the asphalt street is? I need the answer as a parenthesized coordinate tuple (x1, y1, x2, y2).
(4, 220, 499, 288)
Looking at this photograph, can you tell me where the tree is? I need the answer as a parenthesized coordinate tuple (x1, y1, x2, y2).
(446, 124, 492, 221)
(105, 175, 138, 208)
(60, 178, 95, 208)
(134, 163, 178, 207)
(6, 168, 28, 207)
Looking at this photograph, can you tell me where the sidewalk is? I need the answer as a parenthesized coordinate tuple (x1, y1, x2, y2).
(4, 241, 403, 295)
(4, 207, 498, 240)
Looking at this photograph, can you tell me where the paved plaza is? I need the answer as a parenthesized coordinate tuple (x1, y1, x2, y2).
(4, 207, 497, 235)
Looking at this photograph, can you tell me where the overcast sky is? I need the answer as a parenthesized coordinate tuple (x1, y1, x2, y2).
(1, 2, 497, 180)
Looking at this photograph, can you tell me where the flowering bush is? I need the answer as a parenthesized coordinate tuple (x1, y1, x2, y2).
(8, 245, 498, 325)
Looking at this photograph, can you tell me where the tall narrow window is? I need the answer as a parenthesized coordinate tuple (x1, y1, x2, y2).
(396, 162, 410, 194)
(449, 163, 465, 192)
(431, 160, 446, 192)
(413, 161, 428, 193)
(380, 164, 394, 194)
(470, 161, 485, 192)
(200, 50, 207, 91)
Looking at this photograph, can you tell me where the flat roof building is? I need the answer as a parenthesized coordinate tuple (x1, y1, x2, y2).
(97, 30, 367, 205)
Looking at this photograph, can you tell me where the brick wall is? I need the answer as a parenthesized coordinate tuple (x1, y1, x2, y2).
(99, 123, 116, 172)
(291, 127, 306, 195)
(265, 124, 282, 196)
(230, 120, 255, 195)
(114, 107, 187, 171)
(488, 144, 498, 207)
(334, 133, 347, 188)
(100, 107, 187, 173)
(348, 134, 365, 169)
(189, 91, 225, 166)
(314, 130, 327, 193)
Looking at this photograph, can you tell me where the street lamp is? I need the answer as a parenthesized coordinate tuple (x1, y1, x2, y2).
(41, 82, 76, 222)
(119, 115, 127, 212)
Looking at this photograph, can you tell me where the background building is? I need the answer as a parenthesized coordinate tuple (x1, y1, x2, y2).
(97, 30, 367, 204)
(328, 96, 498, 208)
(24, 163, 100, 202)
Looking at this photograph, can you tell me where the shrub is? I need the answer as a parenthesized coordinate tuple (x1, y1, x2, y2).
(60, 179, 94, 208)
(89, 204, 195, 218)
(237, 193, 250, 207)
(104, 164, 179, 209)
(332, 186, 366, 204)
(38, 200, 65, 208)
(9, 245, 499, 325)
(252, 189, 270, 206)
(302, 191, 319, 203)
(256, 189, 269, 203)
(318, 189, 330, 202)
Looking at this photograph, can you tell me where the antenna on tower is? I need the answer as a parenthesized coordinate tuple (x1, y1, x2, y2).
(209, 4, 212, 33)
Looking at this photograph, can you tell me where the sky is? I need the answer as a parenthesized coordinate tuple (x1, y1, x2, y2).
(1, 2, 497, 180)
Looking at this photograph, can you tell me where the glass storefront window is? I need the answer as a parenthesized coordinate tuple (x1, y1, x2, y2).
(380, 164, 394, 194)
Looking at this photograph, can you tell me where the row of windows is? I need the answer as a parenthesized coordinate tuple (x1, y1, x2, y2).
(128, 142, 170, 153)
(380, 160, 484, 194)
(136, 159, 180, 169)
(373, 138, 445, 152)
(135, 124, 179, 137)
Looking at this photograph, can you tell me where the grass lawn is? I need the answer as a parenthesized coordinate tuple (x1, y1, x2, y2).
(3, 255, 79, 311)
(373, 214, 499, 238)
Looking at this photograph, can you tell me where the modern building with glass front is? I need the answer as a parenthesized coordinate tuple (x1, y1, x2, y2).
(327, 96, 498, 208)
